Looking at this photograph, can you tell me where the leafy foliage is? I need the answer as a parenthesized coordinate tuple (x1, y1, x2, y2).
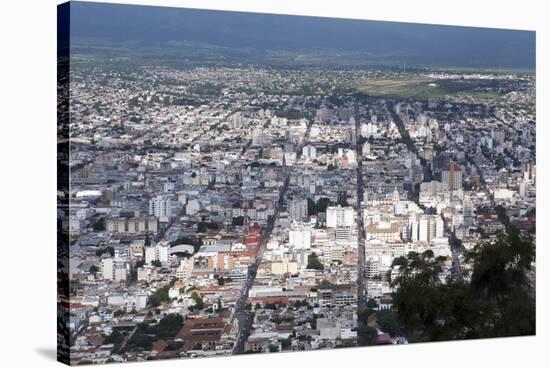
(189, 292, 204, 311)
(123, 314, 183, 352)
(390, 232, 535, 342)
(357, 325, 378, 346)
(306, 253, 324, 270)
(149, 314, 184, 339)
(104, 329, 125, 346)
(147, 284, 171, 307)
(375, 309, 404, 338)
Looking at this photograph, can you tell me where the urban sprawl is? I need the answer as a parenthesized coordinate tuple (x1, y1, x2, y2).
(59, 64, 536, 364)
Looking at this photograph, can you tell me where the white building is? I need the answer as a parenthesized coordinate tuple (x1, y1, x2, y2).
(289, 224, 311, 249)
(326, 206, 354, 228)
(176, 258, 194, 281)
(101, 258, 128, 282)
(149, 195, 176, 222)
(288, 197, 308, 221)
(271, 259, 298, 275)
(442, 163, 463, 191)
(252, 127, 265, 146)
(361, 122, 378, 138)
(302, 145, 317, 160)
(416, 215, 444, 243)
(145, 242, 169, 265)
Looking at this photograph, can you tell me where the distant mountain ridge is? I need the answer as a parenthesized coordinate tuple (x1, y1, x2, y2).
(68, 1, 536, 69)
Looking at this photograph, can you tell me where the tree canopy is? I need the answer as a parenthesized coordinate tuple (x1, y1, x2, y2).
(390, 232, 535, 342)
(306, 253, 324, 270)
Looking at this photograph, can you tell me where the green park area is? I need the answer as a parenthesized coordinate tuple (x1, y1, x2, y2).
(352, 77, 501, 100)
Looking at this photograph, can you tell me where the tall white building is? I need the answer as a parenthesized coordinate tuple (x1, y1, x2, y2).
(410, 218, 419, 242)
(418, 216, 430, 242)
(416, 215, 444, 243)
(230, 113, 243, 129)
(145, 242, 170, 265)
(420, 180, 449, 195)
(361, 123, 378, 138)
(252, 127, 265, 146)
(101, 258, 128, 282)
(326, 206, 354, 228)
(288, 197, 308, 221)
(302, 145, 317, 160)
(442, 163, 463, 191)
(176, 258, 194, 281)
(519, 179, 529, 198)
(362, 143, 371, 156)
(149, 195, 176, 222)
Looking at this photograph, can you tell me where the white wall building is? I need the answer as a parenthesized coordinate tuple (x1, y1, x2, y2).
(101, 258, 128, 282)
(326, 205, 354, 228)
(145, 242, 169, 265)
(149, 195, 176, 222)
(288, 197, 308, 221)
(289, 224, 312, 249)
(302, 145, 317, 160)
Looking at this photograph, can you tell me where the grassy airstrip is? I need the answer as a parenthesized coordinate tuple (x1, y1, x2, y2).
(352, 77, 501, 100)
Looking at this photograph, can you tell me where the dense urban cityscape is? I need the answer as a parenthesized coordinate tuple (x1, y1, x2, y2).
(57, 3, 536, 365)
(58, 62, 536, 363)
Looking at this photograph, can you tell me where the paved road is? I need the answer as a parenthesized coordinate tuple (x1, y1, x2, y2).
(231, 191, 284, 354)
(354, 101, 367, 315)
(388, 101, 465, 282)
(232, 311, 254, 354)
(232, 123, 311, 354)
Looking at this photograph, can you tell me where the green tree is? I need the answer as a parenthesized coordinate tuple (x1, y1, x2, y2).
(307, 198, 317, 215)
(375, 309, 403, 337)
(104, 329, 125, 346)
(190, 292, 204, 310)
(281, 337, 292, 349)
(391, 232, 535, 342)
(337, 192, 349, 207)
(150, 314, 183, 339)
(357, 326, 378, 346)
(151, 260, 162, 267)
(367, 298, 378, 309)
(147, 284, 171, 307)
(307, 253, 324, 270)
(125, 331, 153, 350)
(315, 198, 332, 213)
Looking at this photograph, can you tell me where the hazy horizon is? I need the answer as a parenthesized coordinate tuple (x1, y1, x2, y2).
(66, 1, 536, 70)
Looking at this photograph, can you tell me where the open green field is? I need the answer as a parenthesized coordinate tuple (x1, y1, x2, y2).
(352, 77, 502, 100)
